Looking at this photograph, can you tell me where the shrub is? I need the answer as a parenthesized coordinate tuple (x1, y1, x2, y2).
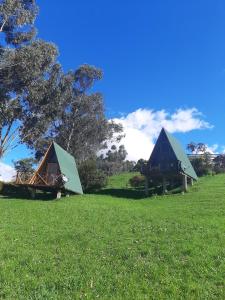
(213, 166, 225, 174)
(0, 181, 4, 193)
(213, 155, 225, 174)
(191, 157, 213, 177)
(133, 159, 147, 172)
(129, 175, 146, 188)
(78, 160, 107, 192)
(2, 183, 29, 197)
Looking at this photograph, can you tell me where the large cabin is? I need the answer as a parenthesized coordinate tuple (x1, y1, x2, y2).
(143, 128, 197, 194)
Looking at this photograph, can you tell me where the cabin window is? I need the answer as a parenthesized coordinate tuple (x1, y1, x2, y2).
(47, 163, 59, 184)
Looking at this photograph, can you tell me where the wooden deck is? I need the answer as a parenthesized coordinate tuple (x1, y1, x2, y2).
(15, 172, 63, 192)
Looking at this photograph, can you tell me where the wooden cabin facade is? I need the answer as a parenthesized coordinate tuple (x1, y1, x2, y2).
(29, 143, 61, 186)
(143, 128, 198, 194)
(16, 142, 83, 197)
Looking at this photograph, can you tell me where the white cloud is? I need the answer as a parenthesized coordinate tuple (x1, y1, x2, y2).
(113, 107, 213, 161)
(205, 144, 219, 154)
(194, 144, 219, 155)
(0, 162, 16, 182)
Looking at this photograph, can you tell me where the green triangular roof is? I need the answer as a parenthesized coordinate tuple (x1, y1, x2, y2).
(163, 129, 197, 180)
(53, 142, 83, 194)
(148, 128, 198, 180)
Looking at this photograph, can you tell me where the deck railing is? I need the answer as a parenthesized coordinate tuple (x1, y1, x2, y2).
(15, 172, 64, 187)
(15, 172, 34, 184)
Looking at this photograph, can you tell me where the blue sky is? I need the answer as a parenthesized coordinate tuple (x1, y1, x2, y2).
(3, 0, 225, 165)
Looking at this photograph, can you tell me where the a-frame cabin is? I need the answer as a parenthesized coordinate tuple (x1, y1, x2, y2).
(27, 142, 83, 196)
(143, 128, 197, 194)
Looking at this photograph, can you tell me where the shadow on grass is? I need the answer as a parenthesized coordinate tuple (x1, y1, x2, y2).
(94, 188, 146, 200)
(0, 191, 56, 201)
(93, 185, 183, 200)
(1, 194, 56, 201)
(0, 184, 58, 201)
(0, 195, 56, 201)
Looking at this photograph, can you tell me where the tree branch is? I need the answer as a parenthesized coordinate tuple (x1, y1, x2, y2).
(1, 122, 13, 146)
(0, 19, 7, 32)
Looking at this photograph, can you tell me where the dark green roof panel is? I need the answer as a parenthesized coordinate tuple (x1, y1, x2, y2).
(163, 129, 197, 180)
(53, 142, 83, 194)
(148, 128, 198, 180)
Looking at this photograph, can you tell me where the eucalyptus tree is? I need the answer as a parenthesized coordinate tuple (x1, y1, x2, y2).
(0, 1, 124, 167)
(33, 63, 124, 169)
(0, 0, 62, 159)
(97, 144, 134, 176)
(187, 142, 207, 154)
(51, 64, 123, 163)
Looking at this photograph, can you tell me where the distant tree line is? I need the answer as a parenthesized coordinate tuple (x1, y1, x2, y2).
(187, 142, 225, 176)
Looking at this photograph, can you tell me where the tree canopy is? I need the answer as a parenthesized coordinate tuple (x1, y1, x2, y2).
(0, 0, 123, 165)
(187, 142, 207, 154)
(0, 0, 61, 158)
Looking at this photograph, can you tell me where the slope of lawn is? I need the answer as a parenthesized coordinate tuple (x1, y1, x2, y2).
(0, 174, 224, 299)
(106, 172, 139, 189)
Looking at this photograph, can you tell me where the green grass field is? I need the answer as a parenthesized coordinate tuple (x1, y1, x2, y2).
(0, 173, 224, 299)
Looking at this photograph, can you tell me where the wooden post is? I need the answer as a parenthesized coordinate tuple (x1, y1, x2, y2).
(16, 172, 18, 184)
(190, 178, 194, 186)
(162, 177, 167, 195)
(56, 191, 62, 199)
(170, 177, 174, 188)
(182, 174, 188, 193)
(145, 176, 149, 197)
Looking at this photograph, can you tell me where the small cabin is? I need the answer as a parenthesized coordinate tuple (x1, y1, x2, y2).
(16, 142, 83, 196)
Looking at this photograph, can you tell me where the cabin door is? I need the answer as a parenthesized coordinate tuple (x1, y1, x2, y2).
(47, 163, 58, 185)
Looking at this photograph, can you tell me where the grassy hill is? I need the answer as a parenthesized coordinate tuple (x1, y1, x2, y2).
(0, 173, 224, 299)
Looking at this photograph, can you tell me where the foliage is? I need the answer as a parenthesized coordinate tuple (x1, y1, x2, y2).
(52, 65, 123, 163)
(98, 145, 135, 176)
(132, 159, 147, 172)
(0, 0, 38, 46)
(187, 144, 225, 176)
(0, 0, 63, 159)
(13, 157, 35, 173)
(32, 63, 124, 163)
(78, 159, 107, 192)
(190, 153, 213, 176)
(0, 174, 224, 298)
(0, 180, 3, 192)
(1, 182, 29, 197)
(129, 174, 146, 188)
(187, 142, 216, 176)
(187, 142, 207, 154)
(213, 154, 225, 174)
(0, 1, 124, 166)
